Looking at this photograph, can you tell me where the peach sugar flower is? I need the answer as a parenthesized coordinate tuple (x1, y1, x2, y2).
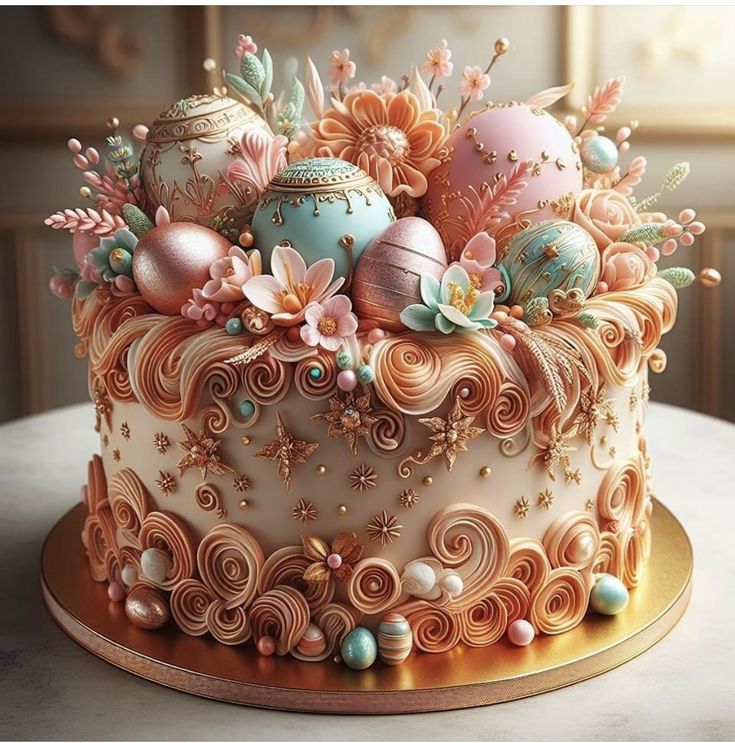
(329, 49, 356, 84)
(421, 39, 454, 79)
(573, 189, 640, 250)
(300, 295, 359, 351)
(599, 242, 656, 292)
(242, 245, 343, 326)
(202, 246, 261, 303)
(459, 65, 490, 102)
(310, 89, 446, 198)
(457, 232, 502, 292)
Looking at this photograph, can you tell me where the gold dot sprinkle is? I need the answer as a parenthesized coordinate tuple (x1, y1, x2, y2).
(422, 476, 433, 487)
(241, 435, 251, 446)
(79, 186, 91, 198)
(202, 57, 217, 72)
(480, 466, 492, 479)
(337, 504, 348, 516)
(106, 116, 120, 131)
(238, 499, 249, 511)
(316, 464, 327, 475)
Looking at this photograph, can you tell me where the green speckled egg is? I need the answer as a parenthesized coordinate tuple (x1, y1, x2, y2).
(251, 158, 395, 280)
(340, 626, 378, 670)
(500, 220, 600, 304)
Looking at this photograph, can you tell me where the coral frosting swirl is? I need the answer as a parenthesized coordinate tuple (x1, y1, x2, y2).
(507, 538, 551, 596)
(397, 599, 461, 653)
(597, 453, 647, 532)
(138, 511, 196, 589)
(531, 568, 590, 635)
(543, 511, 601, 571)
(108, 468, 151, 544)
(197, 523, 265, 610)
(206, 601, 252, 645)
(250, 586, 310, 655)
(170, 578, 215, 636)
(347, 557, 402, 614)
(259, 546, 335, 611)
(291, 602, 361, 662)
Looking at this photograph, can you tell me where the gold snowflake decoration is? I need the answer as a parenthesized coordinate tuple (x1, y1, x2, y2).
(311, 391, 377, 456)
(350, 463, 377, 492)
(366, 510, 403, 546)
(531, 427, 577, 482)
(92, 380, 112, 433)
(576, 386, 618, 444)
(120, 421, 130, 441)
(256, 411, 319, 490)
(417, 397, 484, 472)
(233, 474, 251, 493)
(537, 489, 554, 510)
(153, 432, 170, 454)
(176, 423, 235, 480)
(292, 498, 318, 524)
(399, 488, 420, 509)
(112, 448, 120, 462)
(585, 499, 595, 512)
(514, 497, 530, 519)
(156, 471, 177, 496)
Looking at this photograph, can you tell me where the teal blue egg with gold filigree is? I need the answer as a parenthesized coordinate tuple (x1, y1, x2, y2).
(499, 220, 600, 305)
(579, 135, 619, 174)
(251, 158, 395, 281)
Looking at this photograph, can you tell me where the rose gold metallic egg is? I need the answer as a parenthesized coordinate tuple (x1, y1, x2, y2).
(132, 222, 232, 315)
(124, 586, 170, 630)
(352, 217, 447, 331)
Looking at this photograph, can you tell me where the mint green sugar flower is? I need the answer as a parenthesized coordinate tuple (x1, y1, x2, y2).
(400, 264, 498, 334)
(89, 227, 138, 282)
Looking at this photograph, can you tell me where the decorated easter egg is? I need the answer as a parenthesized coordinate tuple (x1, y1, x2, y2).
(499, 220, 600, 305)
(340, 626, 378, 670)
(124, 586, 170, 630)
(296, 623, 328, 658)
(590, 573, 629, 615)
(579, 135, 618, 174)
(251, 158, 395, 281)
(352, 217, 447, 331)
(139, 94, 268, 229)
(377, 613, 413, 665)
(424, 103, 583, 259)
(132, 222, 232, 315)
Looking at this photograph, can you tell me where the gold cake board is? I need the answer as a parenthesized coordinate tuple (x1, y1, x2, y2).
(41, 500, 692, 714)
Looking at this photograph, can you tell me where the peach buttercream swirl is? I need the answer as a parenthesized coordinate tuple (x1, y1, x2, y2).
(542, 511, 601, 571)
(250, 586, 311, 655)
(108, 468, 151, 544)
(194, 483, 225, 518)
(170, 578, 215, 636)
(459, 577, 530, 648)
(138, 510, 196, 589)
(82, 498, 117, 583)
(367, 407, 407, 456)
(259, 545, 335, 612)
(507, 538, 551, 596)
(347, 557, 403, 614)
(530, 567, 590, 635)
(294, 350, 338, 399)
(242, 353, 291, 405)
(619, 524, 647, 589)
(597, 452, 647, 533)
(197, 523, 264, 610)
(396, 599, 461, 653)
(206, 600, 252, 645)
(591, 531, 622, 577)
(427, 503, 510, 609)
(85, 454, 108, 515)
(291, 601, 362, 662)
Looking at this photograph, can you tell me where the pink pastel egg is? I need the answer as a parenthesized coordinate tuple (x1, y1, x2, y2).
(424, 104, 583, 259)
(508, 619, 535, 646)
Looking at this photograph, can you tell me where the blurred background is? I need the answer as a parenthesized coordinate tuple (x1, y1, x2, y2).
(0, 5, 733, 424)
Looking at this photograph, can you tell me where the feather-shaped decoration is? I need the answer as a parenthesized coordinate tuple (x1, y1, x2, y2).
(226, 128, 288, 199)
(305, 55, 325, 119)
(525, 83, 575, 109)
(584, 77, 625, 124)
(612, 156, 647, 197)
(409, 65, 434, 113)
(225, 330, 283, 366)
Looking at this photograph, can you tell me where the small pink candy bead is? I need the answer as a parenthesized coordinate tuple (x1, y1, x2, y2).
(508, 619, 535, 646)
(49, 274, 73, 299)
(132, 124, 150, 141)
(680, 232, 695, 247)
(595, 281, 609, 295)
(499, 334, 516, 352)
(678, 208, 696, 224)
(688, 221, 706, 236)
(367, 328, 385, 344)
(618, 141, 630, 155)
(661, 239, 678, 256)
(257, 636, 276, 656)
(67, 138, 82, 153)
(327, 553, 343, 570)
(107, 581, 125, 602)
(337, 370, 358, 391)
(646, 246, 660, 262)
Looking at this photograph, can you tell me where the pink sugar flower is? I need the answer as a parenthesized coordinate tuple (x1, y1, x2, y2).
(300, 295, 359, 352)
(201, 246, 261, 303)
(460, 65, 490, 102)
(243, 245, 343, 326)
(371, 76, 398, 94)
(421, 39, 454, 79)
(329, 49, 356, 84)
(457, 232, 502, 293)
(234, 34, 257, 59)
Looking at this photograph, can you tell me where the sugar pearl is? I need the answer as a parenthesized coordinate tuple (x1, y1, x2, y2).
(356, 364, 375, 384)
(509, 305, 525, 319)
(286, 326, 301, 342)
(367, 328, 385, 344)
(140, 548, 170, 584)
(439, 572, 463, 598)
(337, 370, 358, 391)
(239, 400, 255, 419)
(508, 619, 536, 646)
(646, 246, 660, 262)
(499, 334, 516, 352)
(327, 553, 343, 570)
(107, 581, 125, 602)
(225, 317, 243, 335)
(257, 636, 276, 656)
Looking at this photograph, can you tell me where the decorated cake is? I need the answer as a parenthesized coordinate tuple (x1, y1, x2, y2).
(46, 34, 717, 670)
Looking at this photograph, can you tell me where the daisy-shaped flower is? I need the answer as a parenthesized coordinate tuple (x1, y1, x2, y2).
(456, 232, 503, 293)
(459, 65, 490, 102)
(243, 245, 343, 326)
(310, 89, 446, 198)
(301, 531, 364, 583)
(421, 39, 453, 79)
(300, 295, 358, 351)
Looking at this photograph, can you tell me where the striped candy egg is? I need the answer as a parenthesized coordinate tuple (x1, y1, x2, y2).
(295, 622, 327, 658)
(352, 217, 447, 331)
(500, 220, 600, 305)
(377, 612, 413, 666)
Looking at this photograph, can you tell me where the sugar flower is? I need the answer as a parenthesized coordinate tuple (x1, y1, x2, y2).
(201, 246, 261, 303)
(242, 245, 343, 326)
(77, 227, 137, 297)
(599, 242, 657, 292)
(456, 232, 502, 292)
(300, 295, 358, 351)
(400, 264, 498, 334)
(573, 189, 640, 250)
(371, 75, 398, 94)
(460, 65, 491, 102)
(302, 532, 364, 583)
(329, 49, 356, 84)
(310, 89, 446, 198)
(421, 39, 453, 79)
(234, 34, 257, 60)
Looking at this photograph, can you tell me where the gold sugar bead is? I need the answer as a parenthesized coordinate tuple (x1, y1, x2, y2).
(699, 267, 721, 288)
(106, 116, 120, 130)
(316, 464, 327, 475)
(202, 57, 217, 72)
(238, 499, 249, 511)
(480, 466, 492, 479)
(241, 436, 251, 446)
(495, 37, 510, 55)
(337, 504, 348, 516)
(79, 186, 91, 198)
(422, 476, 434, 487)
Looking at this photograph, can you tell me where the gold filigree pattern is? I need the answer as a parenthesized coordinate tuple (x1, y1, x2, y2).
(120, 421, 130, 440)
(153, 432, 170, 455)
(233, 475, 251, 493)
(399, 488, 420, 509)
(176, 424, 235, 480)
(514, 497, 530, 519)
(537, 489, 554, 510)
(155, 471, 176, 496)
(255, 411, 318, 490)
(92, 379, 112, 433)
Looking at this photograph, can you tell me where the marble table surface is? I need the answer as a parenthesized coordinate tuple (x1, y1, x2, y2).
(1, 402, 733, 741)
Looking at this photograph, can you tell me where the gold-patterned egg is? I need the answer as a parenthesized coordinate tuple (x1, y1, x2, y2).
(377, 612, 413, 665)
(139, 94, 268, 229)
(352, 217, 447, 331)
(124, 586, 170, 630)
(295, 622, 327, 658)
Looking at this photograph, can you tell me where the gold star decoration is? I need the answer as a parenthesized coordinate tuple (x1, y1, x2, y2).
(153, 432, 170, 455)
(537, 489, 554, 510)
(233, 474, 251, 493)
(120, 421, 130, 441)
(399, 488, 420, 509)
(350, 463, 377, 492)
(531, 426, 577, 482)
(155, 471, 177, 496)
(256, 411, 319, 490)
(417, 397, 484, 472)
(176, 423, 235, 480)
(311, 391, 377, 456)
(112, 448, 120, 462)
(576, 386, 618, 445)
(585, 499, 595, 512)
(292, 498, 318, 523)
(608, 446, 617, 458)
(514, 497, 530, 519)
(102, 434, 109, 447)
(92, 380, 112, 433)
(366, 510, 403, 546)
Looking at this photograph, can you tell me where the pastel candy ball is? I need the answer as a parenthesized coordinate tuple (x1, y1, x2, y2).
(308, 366, 323, 380)
(377, 613, 413, 666)
(239, 400, 256, 419)
(225, 317, 243, 335)
(251, 158, 395, 281)
(121, 564, 138, 587)
(337, 370, 358, 391)
(508, 619, 536, 646)
(590, 573, 629, 615)
(438, 572, 464, 598)
(356, 365, 375, 384)
(336, 352, 352, 370)
(340, 627, 378, 670)
(257, 635, 276, 656)
(580, 135, 619, 174)
(107, 581, 125, 602)
(124, 586, 170, 630)
(140, 547, 170, 584)
(402, 561, 436, 596)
